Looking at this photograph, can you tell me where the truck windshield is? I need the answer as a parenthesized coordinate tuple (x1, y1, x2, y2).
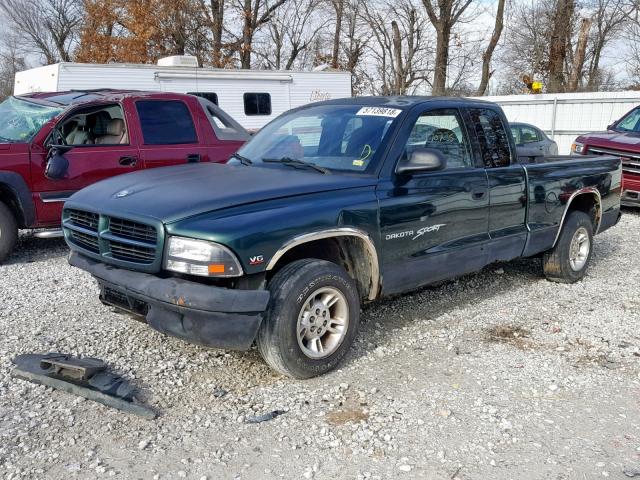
(615, 107, 640, 133)
(234, 104, 400, 173)
(0, 96, 63, 143)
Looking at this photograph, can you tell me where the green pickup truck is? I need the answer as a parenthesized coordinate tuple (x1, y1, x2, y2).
(63, 97, 622, 378)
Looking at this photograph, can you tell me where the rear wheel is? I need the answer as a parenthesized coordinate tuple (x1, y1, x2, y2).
(0, 202, 18, 263)
(543, 210, 594, 283)
(257, 259, 360, 379)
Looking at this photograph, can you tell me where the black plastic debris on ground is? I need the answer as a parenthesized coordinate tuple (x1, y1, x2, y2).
(245, 410, 286, 424)
(12, 353, 156, 419)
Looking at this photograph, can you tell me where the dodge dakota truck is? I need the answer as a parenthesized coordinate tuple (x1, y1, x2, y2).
(63, 97, 622, 378)
(571, 104, 640, 206)
(0, 89, 248, 262)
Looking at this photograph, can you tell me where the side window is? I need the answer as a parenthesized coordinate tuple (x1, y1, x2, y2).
(58, 104, 128, 146)
(468, 108, 512, 168)
(521, 126, 539, 143)
(511, 126, 521, 144)
(244, 93, 271, 116)
(136, 100, 197, 145)
(188, 92, 218, 105)
(405, 109, 473, 169)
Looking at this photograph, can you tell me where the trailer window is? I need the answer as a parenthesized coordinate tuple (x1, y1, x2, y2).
(244, 93, 271, 116)
(189, 92, 218, 105)
(136, 100, 197, 145)
(468, 108, 512, 168)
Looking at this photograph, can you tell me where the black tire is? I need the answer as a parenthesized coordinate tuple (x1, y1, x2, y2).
(257, 259, 360, 379)
(543, 210, 594, 283)
(0, 201, 18, 263)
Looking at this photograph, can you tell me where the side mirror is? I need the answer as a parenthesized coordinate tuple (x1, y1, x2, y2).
(396, 147, 446, 175)
(45, 145, 73, 180)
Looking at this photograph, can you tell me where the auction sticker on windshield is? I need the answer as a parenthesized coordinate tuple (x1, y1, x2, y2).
(356, 107, 402, 118)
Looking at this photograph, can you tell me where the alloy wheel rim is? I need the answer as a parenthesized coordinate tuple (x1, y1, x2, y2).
(296, 286, 349, 359)
(569, 227, 590, 271)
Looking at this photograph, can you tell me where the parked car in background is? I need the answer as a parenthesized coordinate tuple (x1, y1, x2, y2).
(510, 122, 558, 163)
(0, 89, 249, 262)
(63, 97, 621, 379)
(572, 105, 640, 207)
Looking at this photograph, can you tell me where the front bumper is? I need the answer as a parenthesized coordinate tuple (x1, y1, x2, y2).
(69, 253, 270, 350)
(622, 175, 640, 207)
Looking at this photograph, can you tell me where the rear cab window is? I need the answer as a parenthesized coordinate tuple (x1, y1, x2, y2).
(468, 108, 512, 168)
(135, 100, 198, 145)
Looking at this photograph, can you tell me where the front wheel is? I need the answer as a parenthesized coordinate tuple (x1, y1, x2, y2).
(543, 210, 594, 283)
(0, 202, 18, 263)
(257, 259, 360, 379)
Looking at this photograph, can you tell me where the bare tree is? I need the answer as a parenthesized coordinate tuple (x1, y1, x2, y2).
(258, 0, 327, 69)
(476, 0, 505, 95)
(362, 0, 431, 95)
(585, 0, 630, 88)
(422, 0, 472, 95)
(0, 0, 83, 64)
(0, 36, 28, 98)
(230, 0, 289, 69)
(330, 0, 344, 68)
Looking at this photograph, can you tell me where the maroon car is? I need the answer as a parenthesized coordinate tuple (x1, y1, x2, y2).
(572, 105, 640, 206)
(0, 89, 249, 262)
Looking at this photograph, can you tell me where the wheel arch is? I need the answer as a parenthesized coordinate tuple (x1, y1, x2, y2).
(266, 228, 380, 301)
(0, 172, 35, 228)
(552, 187, 602, 248)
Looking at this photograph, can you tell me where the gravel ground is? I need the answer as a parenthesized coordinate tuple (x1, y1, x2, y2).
(1, 211, 639, 480)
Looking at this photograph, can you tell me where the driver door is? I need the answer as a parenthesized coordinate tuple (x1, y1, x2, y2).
(377, 107, 490, 295)
(30, 100, 140, 225)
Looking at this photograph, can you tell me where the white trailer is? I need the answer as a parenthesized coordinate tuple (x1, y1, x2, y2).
(481, 91, 640, 154)
(14, 56, 352, 130)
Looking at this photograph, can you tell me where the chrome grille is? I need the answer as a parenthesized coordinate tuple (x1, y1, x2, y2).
(67, 209, 99, 231)
(109, 217, 156, 243)
(63, 208, 159, 267)
(589, 147, 640, 175)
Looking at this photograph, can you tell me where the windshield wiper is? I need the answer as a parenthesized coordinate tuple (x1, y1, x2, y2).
(262, 157, 330, 174)
(230, 152, 253, 165)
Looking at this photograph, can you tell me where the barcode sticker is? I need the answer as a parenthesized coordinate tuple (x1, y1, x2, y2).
(356, 107, 402, 118)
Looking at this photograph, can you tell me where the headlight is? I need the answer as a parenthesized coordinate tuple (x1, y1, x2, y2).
(165, 236, 243, 277)
(571, 142, 585, 154)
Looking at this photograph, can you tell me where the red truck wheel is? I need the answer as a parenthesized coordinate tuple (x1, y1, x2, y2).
(0, 202, 18, 263)
(543, 211, 594, 283)
(257, 259, 360, 379)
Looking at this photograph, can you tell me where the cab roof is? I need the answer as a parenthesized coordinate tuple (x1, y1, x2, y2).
(315, 95, 494, 110)
(18, 89, 189, 107)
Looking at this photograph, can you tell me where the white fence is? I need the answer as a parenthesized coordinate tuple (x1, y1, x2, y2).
(480, 91, 640, 154)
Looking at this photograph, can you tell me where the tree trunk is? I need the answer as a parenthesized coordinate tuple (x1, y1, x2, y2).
(240, 0, 253, 69)
(476, 0, 505, 96)
(548, 0, 575, 93)
(568, 17, 592, 91)
(391, 20, 403, 94)
(432, 26, 450, 96)
(331, 0, 343, 69)
(211, 0, 225, 67)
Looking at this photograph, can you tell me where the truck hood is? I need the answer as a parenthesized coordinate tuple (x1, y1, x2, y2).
(579, 130, 640, 152)
(67, 163, 376, 223)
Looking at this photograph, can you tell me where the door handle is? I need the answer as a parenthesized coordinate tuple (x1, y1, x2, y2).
(186, 154, 201, 163)
(119, 156, 137, 166)
(472, 188, 487, 200)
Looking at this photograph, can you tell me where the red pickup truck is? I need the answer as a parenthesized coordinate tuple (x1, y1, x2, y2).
(572, 105, 640, 206)
(0, 89, 248, 262)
